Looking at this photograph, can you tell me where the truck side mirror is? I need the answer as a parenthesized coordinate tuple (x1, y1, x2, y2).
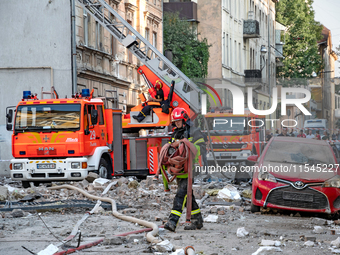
(91, 109, 98, 125)
(6, 109, 13, 123)
(6, 108, 14, 131)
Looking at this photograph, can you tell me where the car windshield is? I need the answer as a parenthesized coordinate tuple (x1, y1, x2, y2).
(264, 140, 335, 165)
(15, 104, 81, 131)
(206, 117, 247, 135)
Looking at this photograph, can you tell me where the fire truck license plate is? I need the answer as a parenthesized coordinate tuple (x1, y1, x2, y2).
(37, 163, 56, 169)
(221, 153, 232, 156)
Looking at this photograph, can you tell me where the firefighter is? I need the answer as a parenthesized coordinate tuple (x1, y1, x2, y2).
(132, 80, 164, 122)
(164, 107, 205, 232)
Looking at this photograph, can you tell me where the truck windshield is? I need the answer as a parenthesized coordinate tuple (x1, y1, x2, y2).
(15, 104, 81, 131)
(206, 117, 247, 135)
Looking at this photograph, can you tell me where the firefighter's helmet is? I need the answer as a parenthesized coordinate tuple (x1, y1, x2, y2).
(171, 107, 189, 122)
(155, 80, 162, 90)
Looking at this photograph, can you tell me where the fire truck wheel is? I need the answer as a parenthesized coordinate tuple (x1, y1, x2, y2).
(98, 158, 111, 179)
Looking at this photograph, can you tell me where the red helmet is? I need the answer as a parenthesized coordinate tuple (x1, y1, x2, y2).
(171, 107, 189, 122)
(155, 80, 163, 90)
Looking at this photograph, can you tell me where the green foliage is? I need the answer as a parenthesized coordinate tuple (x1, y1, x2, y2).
(163, 12, 210, 79)
(276, 0, 323, 78)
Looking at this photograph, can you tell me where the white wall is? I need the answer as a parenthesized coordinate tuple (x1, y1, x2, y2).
(0, 0, 73, 176)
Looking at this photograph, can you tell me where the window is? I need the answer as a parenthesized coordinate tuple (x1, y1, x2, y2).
(153, 32, 157, 48)
(145, 28, 150, 42)
(83, 10, 88, 46)
(128, 21, 133, 62)
(230, 37, 232, 67)
(110, 14, 117, 55)
(222, 32, 225, 65)
(234, 40, 236, 69)
(238, 43, 241, 72)
(97, 105, 104, 125)
(226, 34, 229, 67)
(250, 47, 253, 69)
(95, 21, 102, 50)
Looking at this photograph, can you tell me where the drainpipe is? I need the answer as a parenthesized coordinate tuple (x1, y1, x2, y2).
(71, 0, 77, 94)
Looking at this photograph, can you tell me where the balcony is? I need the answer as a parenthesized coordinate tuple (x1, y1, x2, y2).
(163, 2, 198, 22)
(244, 70, 262, 84)
(243, 20, 260, 39)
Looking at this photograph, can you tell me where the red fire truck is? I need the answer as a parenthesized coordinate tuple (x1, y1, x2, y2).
(6, 0, 202, 187)
(204, 108, 266, 167)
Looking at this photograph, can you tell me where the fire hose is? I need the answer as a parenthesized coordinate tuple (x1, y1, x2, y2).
(49, 185, 160, 244)
(158, 139, 197, 222)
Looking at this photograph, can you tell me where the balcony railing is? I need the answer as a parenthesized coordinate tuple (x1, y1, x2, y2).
(243, 20, 260, 39)
(244, 69, 262, 84)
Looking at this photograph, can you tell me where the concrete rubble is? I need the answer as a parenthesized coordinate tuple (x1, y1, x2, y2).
(0, 176, 340, 254)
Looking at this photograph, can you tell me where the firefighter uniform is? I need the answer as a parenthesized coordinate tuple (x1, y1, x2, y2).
(164, 108, 205, 231)
(133, 87, 164, 122)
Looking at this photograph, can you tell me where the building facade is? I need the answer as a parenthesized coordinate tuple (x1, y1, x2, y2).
(164, 0, 279, 129)
(0, 0, 163, 176)
(75, 0, 163, 113)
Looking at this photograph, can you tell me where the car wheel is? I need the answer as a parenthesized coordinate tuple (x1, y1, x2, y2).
(98, 158, 112, 179)
(251, 202, 260, 213)
(22, 181, 30, 189)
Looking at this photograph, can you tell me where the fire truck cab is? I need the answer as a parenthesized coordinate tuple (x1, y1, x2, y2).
(204, 108, 266, 167)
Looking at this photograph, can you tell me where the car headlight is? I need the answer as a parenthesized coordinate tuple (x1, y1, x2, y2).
(71, 162, 80, 169)
(241, 153, 250, 157)
(258, 168, 277, 183)
(323, 175, 340, 188)
(13, 163, 23, 170)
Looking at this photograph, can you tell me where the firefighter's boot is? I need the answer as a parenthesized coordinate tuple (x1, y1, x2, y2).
(132, 114, 144, 123)
(164, 214, 180, 232)
(184, 212, 203, 230)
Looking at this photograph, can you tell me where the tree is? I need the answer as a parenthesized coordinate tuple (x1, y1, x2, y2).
(276, 0, 323, 78)
(163, 12, 210, 79)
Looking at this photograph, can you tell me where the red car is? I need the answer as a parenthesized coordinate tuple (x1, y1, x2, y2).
(248, 137, 340, 215)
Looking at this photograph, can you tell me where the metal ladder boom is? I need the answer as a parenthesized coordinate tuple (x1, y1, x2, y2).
(77, 0, 202, 114)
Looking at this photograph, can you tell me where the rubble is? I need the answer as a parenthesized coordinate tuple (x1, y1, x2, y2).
(241, 189, 252, 199)
(311, 217, 327, 225)
(0, 185, 8, 201)
(304, 240, 315, 247)
(1, 175, 339, 255)
(260, 240, 281, 246)
(85, 172, 99, 183)
(11, 209, 24, 218)
(203, 215, 218, 223)
(252, 246, 283, 255)
(331, 237, 340, 248)
(217, 184, 241, 202)
(313, 226, 326, 234)
(127, 180, 139, 189)
(153, 240, 174, 252)
(236, 227, 249, 238)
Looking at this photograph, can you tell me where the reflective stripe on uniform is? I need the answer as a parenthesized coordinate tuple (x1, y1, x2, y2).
(194, 138, 205, 145)
(171, 210, 182, 217)
(188, 137, 193, 142)
(191, 208, 201, 215)
(182, 195, 187, 211)
(140, 111, 146, 117)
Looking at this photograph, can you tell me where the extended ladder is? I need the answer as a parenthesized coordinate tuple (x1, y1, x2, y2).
(77, 0, 202, 114)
